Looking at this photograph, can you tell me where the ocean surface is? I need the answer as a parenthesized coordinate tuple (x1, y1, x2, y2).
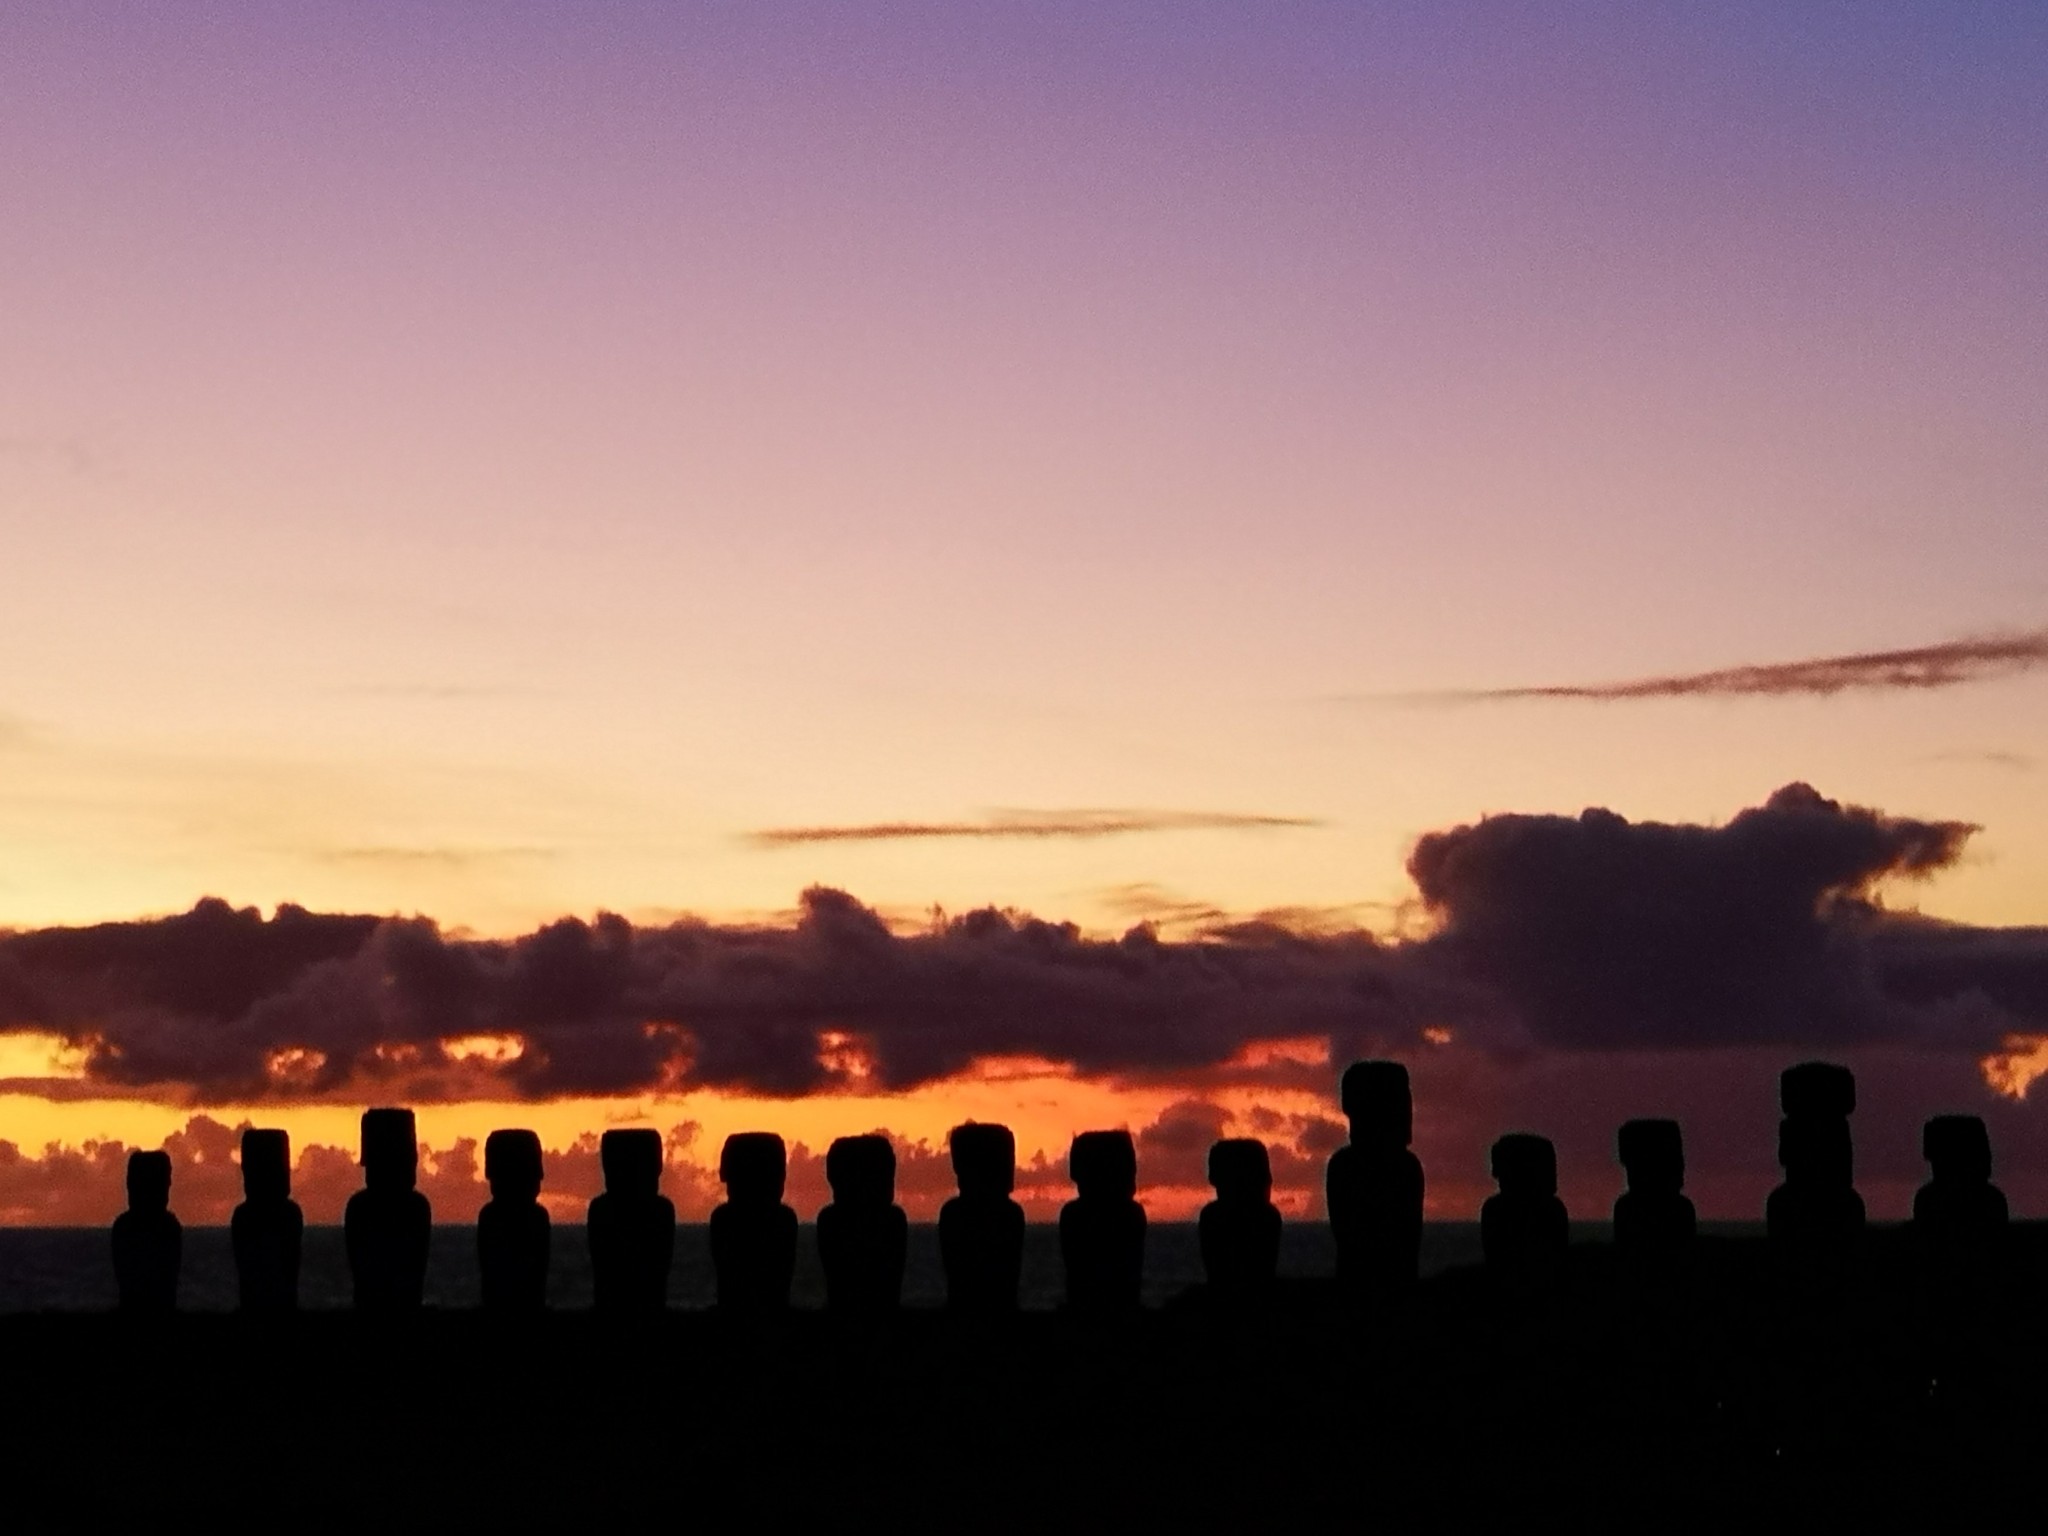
(0, 1221, 1770, 1312)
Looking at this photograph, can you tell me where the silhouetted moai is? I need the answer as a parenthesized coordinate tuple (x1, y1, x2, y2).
(818, 1134, 908, 1313)
(1914, 1114, 2007, 1264)
(1613, 1118, 1695, 1265)
(711, 1131, 797, 1312)
(1326, 1060, 1424, 1293)
(1481, 1133, 1568, 1284)
(939, 1122, 1025, 1312)
(231, 1128, 302, 1312)
(112, 1150, 181, 1312)
(1060, 1130, 1145, 1313)
(1199, 1138, 1281, 1302)
(478, 1128, 550, 1312)
(345, 1107, 432, 1312)
(587, 1128, 675, 1313)
(1766, 1062, 1864, 1251)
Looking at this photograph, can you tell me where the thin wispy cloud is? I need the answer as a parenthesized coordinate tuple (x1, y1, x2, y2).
(747, 809, 1320, 847)
(316, 845, 557, 869)
(1924, 750, 2037, 773)
(1420, 629, 2048, 704)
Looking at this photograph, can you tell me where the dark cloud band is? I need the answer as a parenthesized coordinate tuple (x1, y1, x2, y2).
(0, 785, 2041, 1105)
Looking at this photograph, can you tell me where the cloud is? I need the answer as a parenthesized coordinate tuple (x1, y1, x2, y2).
(1425, 628, 2048, 703)
(1406, 782, 1984, 1050)
(0, 787, 2044, 1114)
(746, 808, 1320, 846)
(314, 846, 557, 869)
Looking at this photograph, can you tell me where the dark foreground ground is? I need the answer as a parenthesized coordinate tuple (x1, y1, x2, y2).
(5, 1231, 2042, 1530)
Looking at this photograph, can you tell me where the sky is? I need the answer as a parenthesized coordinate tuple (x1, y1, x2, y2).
(2, 2, 2045, 1226)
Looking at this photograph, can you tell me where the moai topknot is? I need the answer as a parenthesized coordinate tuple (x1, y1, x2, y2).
(1914, 1114, 2008, 1251)
(1613, 1118, 1695, 1261)
(478, 1129, 550, 1312)
(1766, 1062, 1864, 1250)
(232, 1128, 302, 1312)
(818, 1134, 908, 1313)
(711, 1131, 797, 1311)
(112, 1150, 181, 1312)
(1326, 1060, 1424, 1292)
(940, 1122, 1025, 1311)
(345, 1108, 432, 1312)
(1060, 1129, 1145, 1313)
(1481, 1133, 1568, 1283)
(587, 1129, 675, 1313)
(1199, 1138, 1281, 1301)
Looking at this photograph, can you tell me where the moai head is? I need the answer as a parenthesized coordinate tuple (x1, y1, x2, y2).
(1069, 1130, 1138, 1202)
(1923, 1115, 1992, 1185)
(1781, 1062, 1856, 1119)
(1207, 1138, 1272, 1204)
(1778, 1114, 1852, 1184)
(1490, 1133, 1557, 1198)
(126, 1150, 172, 1214)
(240, 1128, 292, 1203)
(949, 1122, 1016, 1200)
(600, 1129, 664, 1200)
(485, 1129, 545, 1204)
(360, 1108, 419, 1192)
(1617, 1119, 1684, 1196)
(719, 1132, 787, 1205)
(1339, 1060, 1412, 1147)
(825, 1134, 896, 1208)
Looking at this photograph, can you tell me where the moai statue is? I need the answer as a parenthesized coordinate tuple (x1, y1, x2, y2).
(1060, 1130, 1145, 1313)
(1326, 1060, 1424, 1292)
(478, 1129, 550, 1312)
(1199, 1138, 1281, 1302)
(818, 1134, 908, 1313)
(1481, 1133, 1568, 1284)
(231, 1128, 302, 1312)
(1766, 1062, 1864, 1251)
(939, 1122, 1025, 1312)
(710, 1131, 798, 1312)
(1914, 1115, 2008, 1255)
(112, 1150, 181, 1312)
(345, 1107, 432, 1312)
(587, 1128, 675, 1313)
(1613, 1118, 1695, 1264)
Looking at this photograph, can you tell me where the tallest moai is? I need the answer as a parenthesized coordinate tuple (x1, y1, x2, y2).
(1326, 1060, 1425, 1291)
(1767, 1062, 1864, 1250)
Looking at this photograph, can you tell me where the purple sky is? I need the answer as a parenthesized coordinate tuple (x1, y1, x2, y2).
(1, 3, 2045, 1213)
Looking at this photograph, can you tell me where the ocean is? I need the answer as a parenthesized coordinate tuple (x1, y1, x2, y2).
(0, 1221, 1771, 1311)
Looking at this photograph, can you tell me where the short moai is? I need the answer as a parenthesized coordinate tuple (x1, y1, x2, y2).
(1199, 1138, 1281, 1301)
(587, 1129, 675, 1313)
(478, 1128, 550, 1312)
(1613, 1119, 1696, 1262)
(817, 1134, 908, 1313)
(710, 1131, 798, 1312)
(1481, 1134, 1568, 1283)
(1766, 1062, 1864, 1250)
(231, 1128, 302, 1312)
(112, 1150, 181, 1313)
(939, 1122, 1026, 1312)
(344, 1107, 432, 1312)
(1914, 1115, 2008, 1253)
(1326, 1060, 1424, 1292)
(1060, 1130, 1145, 1313)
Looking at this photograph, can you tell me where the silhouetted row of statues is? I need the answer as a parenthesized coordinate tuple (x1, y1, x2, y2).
(107, 1060, 2011, 1313)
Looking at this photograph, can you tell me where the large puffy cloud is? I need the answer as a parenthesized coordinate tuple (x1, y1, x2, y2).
(1407, 782, 1987, 1050)
(0, 786, 2044, 1108)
